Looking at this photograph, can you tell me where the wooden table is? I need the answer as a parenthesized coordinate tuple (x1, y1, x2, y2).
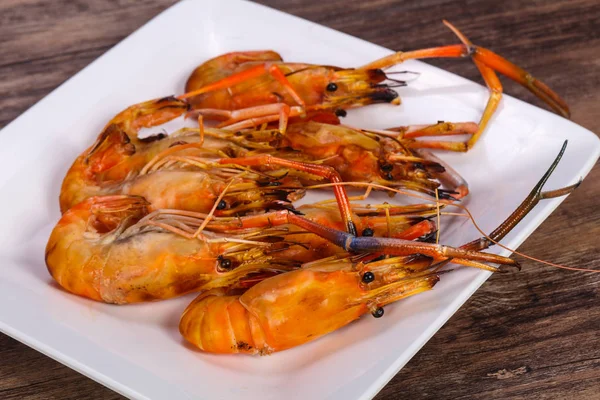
(1, 0, 598, 398)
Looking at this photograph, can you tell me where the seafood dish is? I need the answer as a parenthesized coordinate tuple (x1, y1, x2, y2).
(46, 20, 584, 356)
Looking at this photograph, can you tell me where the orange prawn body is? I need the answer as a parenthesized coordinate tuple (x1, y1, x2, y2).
(60, 97, 190, 212)
(185, 51, 399, 113)
(59, 97, 309, 215)
(180, 257, 439, 354)
(45, 196, 251, 304)
(46, 195, 438, 304)
(183, 21, 571, 154)
(222, 121, 467, 199)
(276, 122, 456, 197)
(61, 105, 464, 217)
(180, 142, 577, 355)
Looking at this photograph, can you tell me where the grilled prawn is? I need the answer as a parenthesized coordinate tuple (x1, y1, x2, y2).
(180, 143, 578, 354)
(181, 21, 569, 150)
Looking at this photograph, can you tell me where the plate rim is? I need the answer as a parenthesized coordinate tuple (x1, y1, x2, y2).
(1, 1, 599, 399)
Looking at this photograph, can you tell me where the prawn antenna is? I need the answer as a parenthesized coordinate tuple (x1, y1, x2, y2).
(307, 141, 598, 273)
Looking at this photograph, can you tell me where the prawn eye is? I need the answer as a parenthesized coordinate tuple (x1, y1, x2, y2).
(372, 307, 385, 318)
(216, 200, 227, 210)
(334, 109, 347, 117)
(219, 258, 232, 269)
(361, 227, 374, 237)
(326, 82, 338, 92)
(380, 163, 393, 172)
(362, 271, 375, 283)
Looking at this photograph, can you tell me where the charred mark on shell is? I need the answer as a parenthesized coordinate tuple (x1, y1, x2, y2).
(139, 133, 167, 143)
(271, 92, 285, 102)
(418, 230, 438, 243)
(380, 163, 394, 172)
(348, 221, 358, 237)
(265, 189, 295, 202)
(121, 131, 131, 144)
(157, 95, 178, 103)
(86, 124, 135, 162)
(156, 95, 190, 111)
(436, 189, 459, 201)
(426, 162, 446, 174)
(136, 292, 158, 302)
(281, 205, 304, 216)
(257, 180, 282, 187)
(369, 89, 399, 103)
(168, 140, 189, 148)
(235, 341, 253, 351)
(366, 68, 387, 82)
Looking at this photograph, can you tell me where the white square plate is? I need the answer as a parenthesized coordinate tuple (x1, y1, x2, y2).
(1, 0, 598, 399)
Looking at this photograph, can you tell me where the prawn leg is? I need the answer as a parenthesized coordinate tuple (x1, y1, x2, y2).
(194, 104, 304, 134)
(392, 122, 479, 138)
(180, 143, 580, 355)
(361, 122, 479, 152)
(359, 20, 569, 150)
(287, 213, 520, 267)
(281, 141, 577, 271)
(219, 155, 358, 235)
(387, 122, 479, 152)
(199, 205, 438, 240)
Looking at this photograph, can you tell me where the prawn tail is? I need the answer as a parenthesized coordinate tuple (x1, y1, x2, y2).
(180, 294, 271, 355)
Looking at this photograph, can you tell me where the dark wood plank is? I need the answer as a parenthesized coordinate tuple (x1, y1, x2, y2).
(0, 0, 598, 399)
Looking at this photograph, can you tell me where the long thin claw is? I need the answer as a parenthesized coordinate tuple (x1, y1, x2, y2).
(361, 21, 570, 151)
(442, 19, 571, 119)
(451, 258, 520, 273)
(467, 59, 502, 149)
(462, 140, 577, 252)
(287, 214, 518, 267)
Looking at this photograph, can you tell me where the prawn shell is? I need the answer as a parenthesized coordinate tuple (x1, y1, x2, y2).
(239, 269, 367, 352)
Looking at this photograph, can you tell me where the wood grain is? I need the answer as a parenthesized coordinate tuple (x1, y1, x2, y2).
(0, 0, 598, 399)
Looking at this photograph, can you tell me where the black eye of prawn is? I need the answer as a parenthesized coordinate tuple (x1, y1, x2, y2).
(362, 271, 375, 283)
(326, 82, 338, 92)
(372, 307, 385, 318)
(219, 257, 232, 270)
(216, 200, 227, 210)
(361, 227, 374, 237)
